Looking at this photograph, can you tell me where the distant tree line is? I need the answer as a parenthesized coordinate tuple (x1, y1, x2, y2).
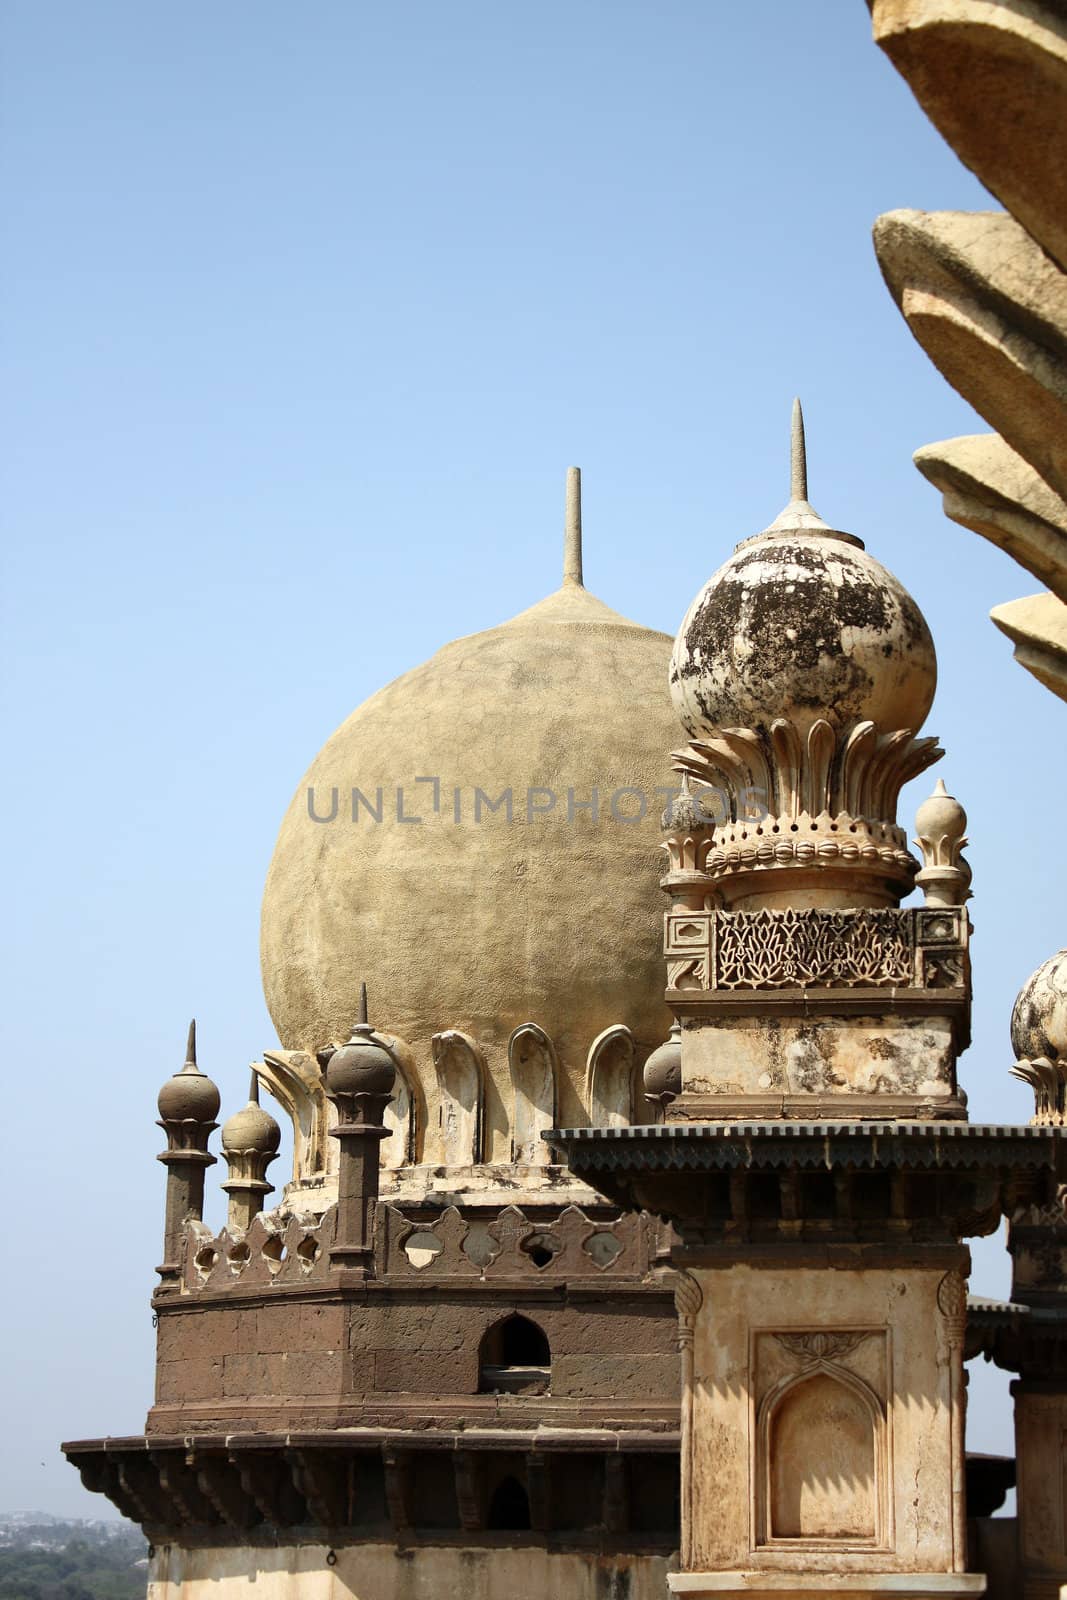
(0, 1529, 146, 1600)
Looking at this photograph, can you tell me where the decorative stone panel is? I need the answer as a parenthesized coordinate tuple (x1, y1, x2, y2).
(665, 907, 968, 995)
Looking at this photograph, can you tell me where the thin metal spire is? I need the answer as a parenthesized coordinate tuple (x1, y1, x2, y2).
(358, 980, 368, 1026)
(563, 467, 584, 587)
(186, 1018, 197, 1067)
(791, 397, 807, 504)
(249, 1069, 260, 1105)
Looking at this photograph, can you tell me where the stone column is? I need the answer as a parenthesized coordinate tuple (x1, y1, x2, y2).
(155, 1021, 219, 1291)
(669, 1228, 983, 1600)
(320, 986, 396, 1278)
(220, 1073, 281, 1233)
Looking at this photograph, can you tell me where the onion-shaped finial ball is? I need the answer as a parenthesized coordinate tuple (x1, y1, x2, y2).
(643, 1021, 682, 1103)
(157, 1019, 221, 1124)
(324, 988, 397, 1101)
(660, 776, 710, 834)
(326, 1025, 397, 1099)
(669, 533, 936, 741)
(1011, 950, 1067, 1064)
(669, 403, 936, 742)
(222, 1075, 281, 1155)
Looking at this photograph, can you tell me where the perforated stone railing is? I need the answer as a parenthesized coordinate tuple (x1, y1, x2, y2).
(181, 1209, 335, 1292)
(377, 1202, 654, 1282)
(178, 1200, 660, 1293)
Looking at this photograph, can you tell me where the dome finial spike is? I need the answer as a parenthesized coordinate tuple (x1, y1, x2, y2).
(249, 1069, 260, 1105)
(358, 980, 369, 1026)
(563, 467, 584, 588)
(185, 1018, 197, 1068)
(791, 398, 807, 504)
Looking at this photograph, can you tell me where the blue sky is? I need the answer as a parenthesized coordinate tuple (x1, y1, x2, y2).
(2, 0, 1062, 1517)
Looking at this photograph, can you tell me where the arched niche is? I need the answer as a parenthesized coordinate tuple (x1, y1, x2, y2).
(431, 1029, 486, 1165)
(487, 1475, 531, 1532)
(762, 1368, 882, 1543)
(258, 1050, 329, 1184)
(507, 1023, 557, 1165)
(585, 1023, 636, 1128)
(375, 1032, 421, 1169)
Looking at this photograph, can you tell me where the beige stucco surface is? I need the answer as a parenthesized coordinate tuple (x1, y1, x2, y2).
(686, 1264, 961, 1577)
(260, 580, 679, 1146)
(682, 1016, 958, 1106)
(148, 1540, 673, 1598)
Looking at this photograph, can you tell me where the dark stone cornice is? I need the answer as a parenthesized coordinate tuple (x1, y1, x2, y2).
(545, 1122, 1064, 1237)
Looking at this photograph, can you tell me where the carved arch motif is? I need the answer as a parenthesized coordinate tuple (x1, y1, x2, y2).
(757, 1353, 887, 1549)
(585, 1024, 636, 1128)
(431, 1029, 486, 1165)
(259, 1050, 329, 1184)
(507, 1023, 557, 1165)
(376, 1032, 420, 1168)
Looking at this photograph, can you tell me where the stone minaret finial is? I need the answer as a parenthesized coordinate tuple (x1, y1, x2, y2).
(156, 1018, 220, 1290)
(322, 983, 396, 1279)
(221, 1070, 281, 1232)
(914, 778, 972, 906)
(563, 466, 583, 588)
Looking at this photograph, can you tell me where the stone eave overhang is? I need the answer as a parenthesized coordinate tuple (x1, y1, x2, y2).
(544, 1122, 1063, 1234)
(62, 1428, 682, 1548)
(966, 1295, 1067, 1376)
(545, 1121, 1064, 1176)
(63, 1426, 681, 1457)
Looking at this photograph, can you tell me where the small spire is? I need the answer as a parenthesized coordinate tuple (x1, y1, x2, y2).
(749, 398, 863, 547)
(358, 981, 369, 1026)
(791, 397, 808, 503)
(248, 1069, 260, 1105)
(185, 1018, 197, 1069)
(563, 467, 584, 588)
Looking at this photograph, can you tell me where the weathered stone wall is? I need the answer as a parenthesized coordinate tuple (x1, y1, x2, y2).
(151, 1286, 678, 1434)
(148, 1541, 672, 1599)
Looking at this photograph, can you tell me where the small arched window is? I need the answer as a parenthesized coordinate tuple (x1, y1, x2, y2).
(478, 1313, 551, 1394)
(487, 1474, 532, 1531)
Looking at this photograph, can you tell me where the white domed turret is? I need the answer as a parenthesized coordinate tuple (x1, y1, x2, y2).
(665, 403, 942, 911)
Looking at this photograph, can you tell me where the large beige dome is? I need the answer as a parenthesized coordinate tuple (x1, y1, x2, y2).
(260, 552, 678, 1151)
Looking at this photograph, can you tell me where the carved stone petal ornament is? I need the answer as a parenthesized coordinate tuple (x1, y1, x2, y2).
(774, 1330, 873, 1366)
(1011, 950, 1067, 1124)
(870, 0, 1067, 276)
(914, 434, 1067, 605)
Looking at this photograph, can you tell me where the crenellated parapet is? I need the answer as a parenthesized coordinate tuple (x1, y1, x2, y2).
(173, 1200, 661, 1298)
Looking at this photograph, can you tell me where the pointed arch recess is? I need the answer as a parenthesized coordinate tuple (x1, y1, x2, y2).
(585, 1023, 637, 1128)
(507, 1023, 557, 1165)
(757, 1362, 887, 1548)
(431, 1029, 486, 1165)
